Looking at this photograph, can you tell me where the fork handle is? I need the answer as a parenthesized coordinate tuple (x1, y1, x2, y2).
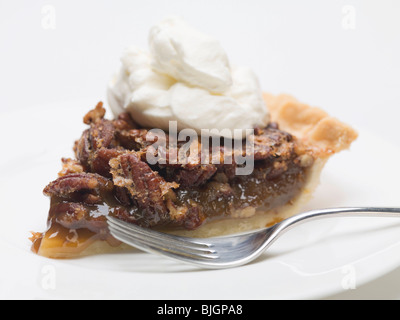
(267, 207, 400, 246)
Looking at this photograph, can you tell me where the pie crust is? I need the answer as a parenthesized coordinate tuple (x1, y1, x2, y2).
(31, 93, 357, 258)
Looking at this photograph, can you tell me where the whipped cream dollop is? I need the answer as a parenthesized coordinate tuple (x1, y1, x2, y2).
(108, 17, 269, 138)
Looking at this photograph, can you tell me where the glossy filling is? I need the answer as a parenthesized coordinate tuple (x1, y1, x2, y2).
(31, 160, 308, 257)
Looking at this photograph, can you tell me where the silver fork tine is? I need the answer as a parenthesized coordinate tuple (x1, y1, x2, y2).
(109, 223, 217, 257)
(107, 216, 213, 250)
(107, 217, 218, 258)
(108, 223, 219, 260)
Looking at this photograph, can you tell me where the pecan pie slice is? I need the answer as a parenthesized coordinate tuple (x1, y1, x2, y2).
(31, 95, 357, 258)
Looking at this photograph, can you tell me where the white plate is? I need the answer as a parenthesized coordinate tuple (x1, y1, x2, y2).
(1, 100, 399, 300)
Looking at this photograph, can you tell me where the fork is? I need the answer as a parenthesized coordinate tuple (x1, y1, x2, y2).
(107, 207, 400, 269)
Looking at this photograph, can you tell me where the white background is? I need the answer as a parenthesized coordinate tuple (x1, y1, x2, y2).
(1, 0, 399, 299)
